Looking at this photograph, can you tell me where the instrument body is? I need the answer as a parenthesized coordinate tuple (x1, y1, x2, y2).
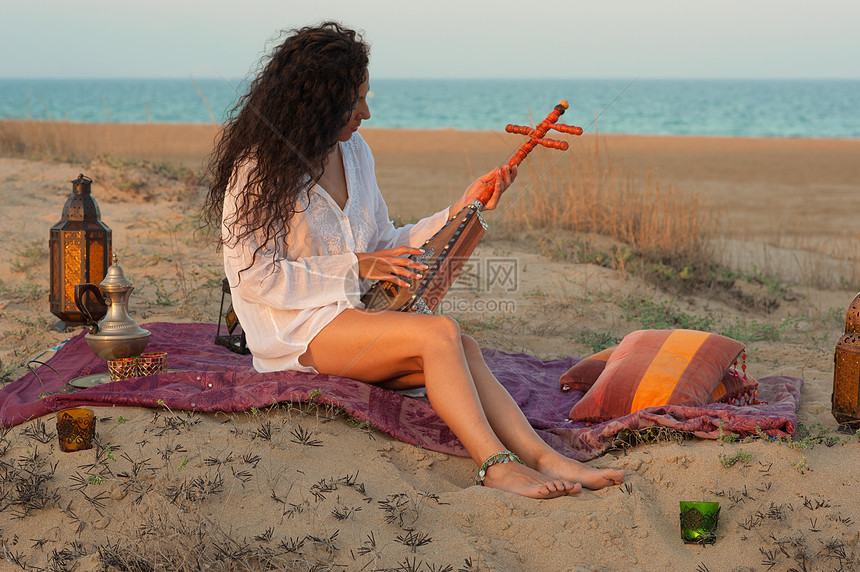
(361, 200, 488, 313)
(361, 101, 582, 314)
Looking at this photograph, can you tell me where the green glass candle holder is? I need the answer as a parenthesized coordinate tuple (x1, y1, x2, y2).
(679, 501, 720, 544)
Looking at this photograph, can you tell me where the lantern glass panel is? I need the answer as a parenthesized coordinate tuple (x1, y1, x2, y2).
(88, 234, 107, 285)
(63, 238, 82, 310)
(215, 278, 250, 354)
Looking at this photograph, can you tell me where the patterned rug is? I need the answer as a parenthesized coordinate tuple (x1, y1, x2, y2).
(0, 322, 803, 461)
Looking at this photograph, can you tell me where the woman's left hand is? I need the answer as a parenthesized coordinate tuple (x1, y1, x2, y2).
(450, 164, 517, 214)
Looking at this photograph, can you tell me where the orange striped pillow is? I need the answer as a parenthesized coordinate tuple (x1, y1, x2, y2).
(567, 330, 745, 422)
(560, 348, 757, 405)
(559, 348, 615, 392)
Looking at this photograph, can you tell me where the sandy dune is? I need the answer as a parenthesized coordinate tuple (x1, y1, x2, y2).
(1, 122, 859, 571)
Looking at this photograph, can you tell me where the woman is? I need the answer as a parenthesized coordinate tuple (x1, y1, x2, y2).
(204, 22, 624, 498)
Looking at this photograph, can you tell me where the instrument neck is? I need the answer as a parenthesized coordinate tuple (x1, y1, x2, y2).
(475, 102, 570, 207)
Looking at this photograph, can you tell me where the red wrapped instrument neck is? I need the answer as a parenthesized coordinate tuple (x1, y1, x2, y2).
(477, 100, 583, 205)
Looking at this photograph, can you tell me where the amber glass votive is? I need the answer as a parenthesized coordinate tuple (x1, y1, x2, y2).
(680, 501, 720, 544)
(136, 351, 167, 376)
(108, 357, 139, 381)
(56, 408, 95, 452)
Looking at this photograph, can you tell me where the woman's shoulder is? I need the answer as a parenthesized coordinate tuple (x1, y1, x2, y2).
(344, 131, 373, 160)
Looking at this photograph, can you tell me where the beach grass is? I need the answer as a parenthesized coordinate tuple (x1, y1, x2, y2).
(500, 139, 713, 268)
(0, 120, 219, 169)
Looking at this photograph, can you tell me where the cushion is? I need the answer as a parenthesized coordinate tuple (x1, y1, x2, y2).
(567, 329, 746, 422)
(559, 348, 614, 392)
(560, 347, 758, 406)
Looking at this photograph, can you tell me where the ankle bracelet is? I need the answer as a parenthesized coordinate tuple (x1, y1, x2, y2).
(476, 450, 524, 486)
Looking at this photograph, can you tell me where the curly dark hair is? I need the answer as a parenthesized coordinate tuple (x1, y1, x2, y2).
(202, 21, 369, 267)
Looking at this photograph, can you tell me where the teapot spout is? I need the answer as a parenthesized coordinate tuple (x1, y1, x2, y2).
(74, 283, 108, 333)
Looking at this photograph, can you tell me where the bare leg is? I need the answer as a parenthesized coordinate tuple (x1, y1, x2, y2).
(300, 309, 578, 499)
(460, 335, 624, 490)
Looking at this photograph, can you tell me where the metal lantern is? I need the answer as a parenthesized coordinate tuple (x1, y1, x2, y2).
(215, 278, 250, 354)
(49, 174, 112, 330)
(832, 291, 860, 428)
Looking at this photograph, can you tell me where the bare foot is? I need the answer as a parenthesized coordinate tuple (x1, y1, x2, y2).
(481, 461, 582, 499)
(536, 453, 625, 490)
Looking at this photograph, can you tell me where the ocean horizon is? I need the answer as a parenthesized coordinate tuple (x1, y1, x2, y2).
(1, 78, 858, 138)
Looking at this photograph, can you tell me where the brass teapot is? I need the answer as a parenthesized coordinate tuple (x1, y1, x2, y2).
(74, 255, 150, 360)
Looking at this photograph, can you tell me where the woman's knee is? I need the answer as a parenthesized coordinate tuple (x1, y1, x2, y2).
(423, 315, 461, 346)
(460, 334, 482, 358)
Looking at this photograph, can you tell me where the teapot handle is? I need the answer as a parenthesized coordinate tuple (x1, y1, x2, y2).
(74, 283, 108, 333)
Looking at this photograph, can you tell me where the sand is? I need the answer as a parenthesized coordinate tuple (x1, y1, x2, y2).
(1, 122, 859, 571)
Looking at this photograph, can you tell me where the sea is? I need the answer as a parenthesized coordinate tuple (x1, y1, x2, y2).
(1, 78, 858, 138)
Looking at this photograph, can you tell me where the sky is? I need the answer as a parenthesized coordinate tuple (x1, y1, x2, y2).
(1, 0, 858, 80)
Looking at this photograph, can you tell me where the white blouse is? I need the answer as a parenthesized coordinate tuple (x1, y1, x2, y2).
(222, 132, 451, 373)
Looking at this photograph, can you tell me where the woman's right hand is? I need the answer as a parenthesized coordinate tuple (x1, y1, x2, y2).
(355, 246, 429, 287)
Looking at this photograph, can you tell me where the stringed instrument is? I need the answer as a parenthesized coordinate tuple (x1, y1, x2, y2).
(361, 101, 582, 313)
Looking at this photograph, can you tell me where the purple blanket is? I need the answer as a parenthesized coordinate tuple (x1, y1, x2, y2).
(0, 322, 803, 461)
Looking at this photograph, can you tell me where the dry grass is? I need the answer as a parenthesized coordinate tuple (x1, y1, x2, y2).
(0, 120, 81, 161)
(493, 133, 860, 295)
(0, 120, 219, 168)
(498, 137, 714, 268)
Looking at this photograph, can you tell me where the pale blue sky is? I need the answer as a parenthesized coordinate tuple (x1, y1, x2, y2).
(2, 0, 858, 79)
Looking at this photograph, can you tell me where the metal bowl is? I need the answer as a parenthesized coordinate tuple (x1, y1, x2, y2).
(84, 330, 151, 361)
